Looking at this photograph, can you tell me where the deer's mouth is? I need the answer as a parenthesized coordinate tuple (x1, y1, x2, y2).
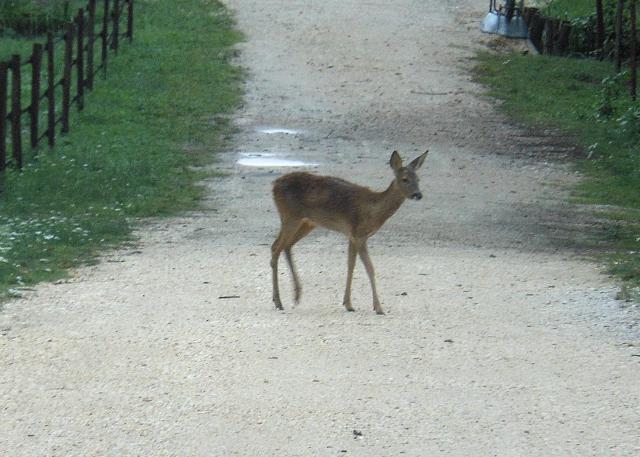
(410, 192, 423, 200)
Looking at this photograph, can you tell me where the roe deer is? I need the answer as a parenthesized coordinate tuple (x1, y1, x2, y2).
(270, 150, 428, 315)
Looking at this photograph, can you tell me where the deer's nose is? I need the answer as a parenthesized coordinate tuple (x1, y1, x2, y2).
(411, 192, 422, 200)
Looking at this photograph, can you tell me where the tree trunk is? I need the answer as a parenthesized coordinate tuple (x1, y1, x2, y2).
(596, 0, 605, 59)
(631, 0, 637, 100)
(616, 0, 625, 72)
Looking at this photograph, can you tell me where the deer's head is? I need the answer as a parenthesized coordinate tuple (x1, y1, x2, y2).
(390, 150, 428, 200)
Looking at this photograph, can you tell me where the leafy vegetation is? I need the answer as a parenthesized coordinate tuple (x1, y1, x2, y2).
(474, 51, 640, 285)
(539, 0, 640, 58)
(540, 0, 595, 18)
(0, 0, 243, 298)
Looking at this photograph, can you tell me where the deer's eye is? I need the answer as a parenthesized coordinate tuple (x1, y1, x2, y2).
(402, 177, 409, 183)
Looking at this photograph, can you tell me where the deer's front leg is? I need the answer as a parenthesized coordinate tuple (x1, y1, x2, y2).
(358, 241, 384, 315)
(342, 239, 357, 312)
(284, 248, 301, 304)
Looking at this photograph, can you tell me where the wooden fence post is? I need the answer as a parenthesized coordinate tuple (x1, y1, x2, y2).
(87, 0, 96, 90)
(557, 21, 572, 56)
(127, 0, 134, 43)
(631, 0, 637, 100)
(543, 19, 556, 55)
(522, 7, 536, 25)
(62, 23, 74, 134)
(0, 62, 7, 176)
(112, 0, 120, 53)
(77, 8, 85, 110)
(47, 33, 55, 147)
(529, 12, 544, 53)
(30, 43, 43, 149)
(10, 55, 22, 169)
(102, 0, 110, 77)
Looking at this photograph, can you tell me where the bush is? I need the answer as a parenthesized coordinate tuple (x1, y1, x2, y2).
(543, 0, 640, 59)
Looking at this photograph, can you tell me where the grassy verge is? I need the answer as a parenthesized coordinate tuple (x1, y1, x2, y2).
(1, 0, 87, 60)
(473, 51, 640, 289)
(539, 0, 594, 18)
(0, 0, 243, 299)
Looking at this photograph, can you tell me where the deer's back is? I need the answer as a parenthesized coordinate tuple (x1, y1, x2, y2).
(273, 172, 373, 231)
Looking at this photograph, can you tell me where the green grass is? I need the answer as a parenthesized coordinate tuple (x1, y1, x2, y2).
(0, 0, 243, 298)
(1, 1, 104, 59)
(0, 36, 38, 60)
(474, 52, 640, 285)
(0, 0, 84, 35)
(540, 0, 594, 19)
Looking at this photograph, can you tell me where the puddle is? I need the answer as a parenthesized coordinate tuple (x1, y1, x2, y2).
(237, 153, 317, 168)
(256, 127, 301, 135)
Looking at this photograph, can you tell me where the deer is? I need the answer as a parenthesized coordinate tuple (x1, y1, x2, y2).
(270, 150, 428, 315)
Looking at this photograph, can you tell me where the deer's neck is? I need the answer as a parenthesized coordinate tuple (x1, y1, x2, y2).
(371, 180, 406, 227)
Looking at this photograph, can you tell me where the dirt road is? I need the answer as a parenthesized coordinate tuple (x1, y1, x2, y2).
(1, 1, 639, 455)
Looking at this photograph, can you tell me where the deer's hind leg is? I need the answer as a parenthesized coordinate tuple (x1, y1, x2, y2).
(271, 219, 314, 310)
(271, 219, 300, 310)
(285, 220, 315, 304)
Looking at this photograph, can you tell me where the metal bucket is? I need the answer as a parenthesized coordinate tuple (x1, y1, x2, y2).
(481, 0, 529, 39)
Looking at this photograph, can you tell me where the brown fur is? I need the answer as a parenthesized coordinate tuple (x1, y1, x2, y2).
(270, 150, 428, 314)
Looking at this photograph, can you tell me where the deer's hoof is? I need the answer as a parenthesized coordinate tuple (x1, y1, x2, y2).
(343, 303, 355, 312)
(375, 308, 385, 315)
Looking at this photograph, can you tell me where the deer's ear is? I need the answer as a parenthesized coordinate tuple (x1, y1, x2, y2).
(390, 151, 403, 171)
(408, 150, 428, 170)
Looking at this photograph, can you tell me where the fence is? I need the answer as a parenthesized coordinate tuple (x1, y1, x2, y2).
(523, 3, 637, 100)
(523, 8, 573, 57)
(0, 0, 134, 185)
(522, 5, 638, 58)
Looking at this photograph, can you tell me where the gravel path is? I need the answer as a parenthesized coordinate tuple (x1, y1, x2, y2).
(1, 1, 639, 455)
